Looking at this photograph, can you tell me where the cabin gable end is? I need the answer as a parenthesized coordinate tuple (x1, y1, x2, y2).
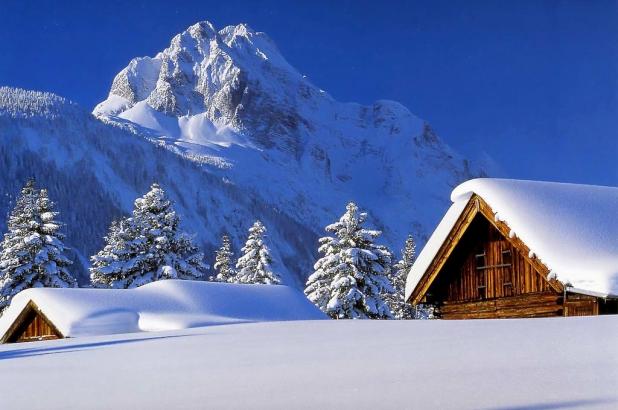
(409, 194, 563, 307)
(1, 300, 63, 343)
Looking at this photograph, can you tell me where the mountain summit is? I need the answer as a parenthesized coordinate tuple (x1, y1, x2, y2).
(0, 22, 482, 285)
(94, 20, 316, 154)
(94, 21, 481, 281)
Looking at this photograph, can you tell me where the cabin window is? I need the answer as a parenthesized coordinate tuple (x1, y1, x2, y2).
(501, 249, 512, 267)
(502, 249, 513, 285)
(475, 250, 487, 270)
(501, 248, 513, 296)
(475, 249, 487, 299)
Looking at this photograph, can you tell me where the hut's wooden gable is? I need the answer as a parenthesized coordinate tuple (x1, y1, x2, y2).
(410, 195, 603, 319)
(1, 301, 62, 343)
(432, 214, 553, 302)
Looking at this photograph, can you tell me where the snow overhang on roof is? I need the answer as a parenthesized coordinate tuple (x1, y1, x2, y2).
(406, 178, 618, 301)
(0, 280, 325, 339)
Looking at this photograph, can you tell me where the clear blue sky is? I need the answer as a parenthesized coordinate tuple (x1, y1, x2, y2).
(1, 0, 617, 185)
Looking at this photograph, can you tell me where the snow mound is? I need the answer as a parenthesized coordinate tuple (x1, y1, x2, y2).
(0, 280, 325, 338)
(406, 178, 618, 300)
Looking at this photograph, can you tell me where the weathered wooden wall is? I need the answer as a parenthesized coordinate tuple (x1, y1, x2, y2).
(3, 302, 62, 343)
(440, 293, 563, 319)
(440, 217, 552, 302)
(440, 292, 598, 319)
(14, 313, 61, 342)
(427, 215, 599, 319)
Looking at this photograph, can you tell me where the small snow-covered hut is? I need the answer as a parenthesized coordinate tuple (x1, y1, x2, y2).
(0, 280, 325, 343)
(406, 178, 618, 319)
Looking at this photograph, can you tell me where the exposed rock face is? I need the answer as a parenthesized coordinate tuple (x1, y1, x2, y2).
(93, 21, 483, 266)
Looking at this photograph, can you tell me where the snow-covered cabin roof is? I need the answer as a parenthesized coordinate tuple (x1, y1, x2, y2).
(0, 280, 325, 338)
(406, 178, 618, 300)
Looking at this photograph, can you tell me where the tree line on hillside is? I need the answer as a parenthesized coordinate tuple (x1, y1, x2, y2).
(0, 179, 432, 320)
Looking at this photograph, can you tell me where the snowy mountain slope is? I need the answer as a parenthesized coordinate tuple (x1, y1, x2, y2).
(0, 87, 317, 285)
(94, 21, 481, 259)
(1, 317, 616, 409)
(0, 22, 480, 287)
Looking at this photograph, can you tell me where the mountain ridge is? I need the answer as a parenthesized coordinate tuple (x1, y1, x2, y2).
(0, 21, 481, 286)
(94, 20, 481, 251)
(0, 86, 317, 285)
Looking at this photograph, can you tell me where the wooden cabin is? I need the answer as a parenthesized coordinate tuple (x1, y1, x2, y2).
(406, 178, 618, 319)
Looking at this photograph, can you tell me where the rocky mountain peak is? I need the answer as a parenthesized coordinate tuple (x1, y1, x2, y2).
(92, 21, 482, 264)
(97, 20, 298, 120)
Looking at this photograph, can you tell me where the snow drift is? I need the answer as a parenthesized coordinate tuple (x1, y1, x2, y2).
(0, 280, 325, 338)
(0, 317, 617, 409)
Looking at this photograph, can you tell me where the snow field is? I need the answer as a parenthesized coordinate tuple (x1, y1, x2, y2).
(0, 316, 616, 409)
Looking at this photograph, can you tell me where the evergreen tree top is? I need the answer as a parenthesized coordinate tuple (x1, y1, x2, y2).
(396, 234, 416, 270)
(324, 202, 382, 243)
(23, 178, 36, 190)
(134, 183, 172, 215)
(248, 220, 266, 234)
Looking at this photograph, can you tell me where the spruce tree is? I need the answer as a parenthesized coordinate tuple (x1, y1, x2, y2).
(210, 234, 235, 282)
(304, 202, 393, 319)
(233, 221, 280, 285)
(387, 234, 416, 319)
(0, 180, 77, 312)
(90, 183, 207, 288)
(89, 218, 135, 287)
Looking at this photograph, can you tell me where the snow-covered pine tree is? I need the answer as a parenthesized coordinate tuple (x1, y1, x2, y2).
(90, 183, 207, 288)
(210, 234, 235, 282)
(233, 221, 280, 285)
(304, 202, 393, 319)
(387, 234, 417, 319)
(0, 180, 77, 312)
(89, 218, 134, 287)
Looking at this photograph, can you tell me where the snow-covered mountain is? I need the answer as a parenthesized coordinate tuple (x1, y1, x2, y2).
(0, 87, 316, 285)
(94, 23, 480, 247)
(0, 21, 480, 286)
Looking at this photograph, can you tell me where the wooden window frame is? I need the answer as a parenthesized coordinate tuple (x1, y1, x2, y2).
(502, 248, 513, 287)
(475, 249, 487, 299)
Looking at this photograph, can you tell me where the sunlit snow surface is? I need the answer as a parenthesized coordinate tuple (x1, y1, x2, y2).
(0, 316, 616, 409)
(0, 280, 325, 338)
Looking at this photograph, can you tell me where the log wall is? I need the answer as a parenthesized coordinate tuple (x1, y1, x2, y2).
(428, 214, 600, 319)
(15, 313, 60, 342)
(439, 292, 598, 319)
(440, 292, 563, 319)
(438, 216, 552, 302)
(3, 302, 62, 343)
